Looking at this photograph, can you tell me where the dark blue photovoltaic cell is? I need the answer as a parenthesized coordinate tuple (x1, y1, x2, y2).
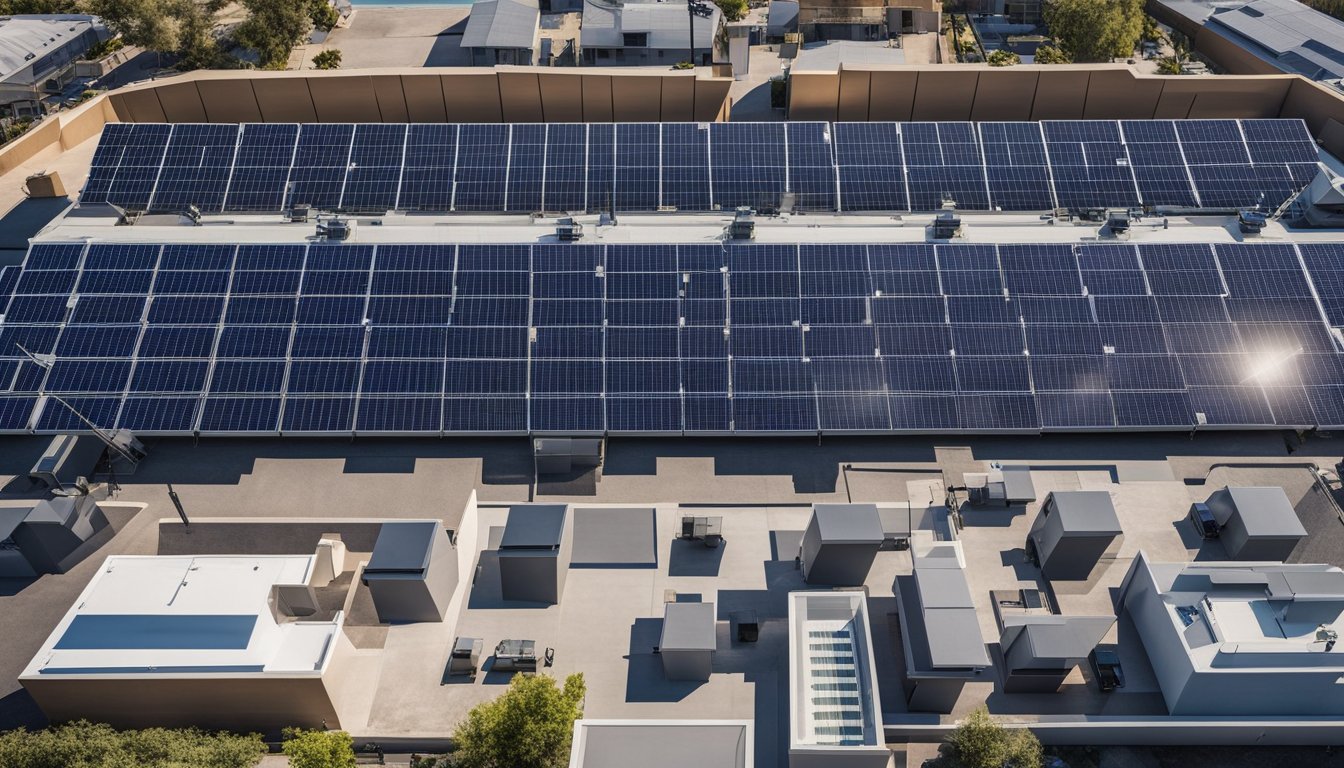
(444, 396, 528, 431)
(36, 396, 122, 432)
(356, 397, 441, 432)
(711, 123, 785, 211)
(118, 396, 199, 432)
(283, 397, 355, 433)
(505, 124, 545, 213)
(199, 397, 281, 432)
(662, 123, 711, 210)
(531, 396, 603, 432)
(544, 124, 587, 212)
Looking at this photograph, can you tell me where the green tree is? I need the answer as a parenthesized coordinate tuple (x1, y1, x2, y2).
(281, 729, 356, 768)
(713, 0, 747, 22)
(0, 720, 266, 768)
(312, 49, 342, 69)
(234, 0, 313, 69)
(1156, 53, 1187, 75)
(942, 708, 1042, 768)
(987, 49, 1019, 66)
(1044, 0, 1144, 63)
(1032, 44, 1071, 64)
(0, 0, 80, 12)
(86, 0, 183, 53)
(451, 673, 586, 768)
(311, 0, 341, 32)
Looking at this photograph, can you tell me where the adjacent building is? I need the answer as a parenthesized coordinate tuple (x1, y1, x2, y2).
(581, 0, 722, 66)
(1119, 552, 1344, 716)
(1151, 0, 1344, 82)
(462, 0, 543, 66)
(20, 554, 356, 730)
(0, 15, 109, 117)
(796, 0, 940, 42)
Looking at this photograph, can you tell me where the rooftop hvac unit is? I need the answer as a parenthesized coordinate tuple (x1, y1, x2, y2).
(556, 217, 583, 241)
(1238, 209, 1267, 234)
(289, 204, 311, 223)
(729, 207, 755, 240)
(316, 218, 352, 241)
(930, 211, 961, 240)
(1106, 211, 1130, 235)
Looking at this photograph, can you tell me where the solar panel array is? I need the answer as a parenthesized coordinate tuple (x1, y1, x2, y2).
(82, 119, 1320, 215)
(2, 240, 1344, 436)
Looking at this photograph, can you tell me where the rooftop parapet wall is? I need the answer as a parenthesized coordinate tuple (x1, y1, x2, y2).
(787, 63, 1344, 158)
(104, 66, 733, 124)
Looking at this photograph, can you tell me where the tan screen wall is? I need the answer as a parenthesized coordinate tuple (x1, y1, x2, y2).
(106, 67, 733, 124)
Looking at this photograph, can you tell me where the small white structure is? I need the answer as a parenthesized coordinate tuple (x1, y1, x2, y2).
(461, 0, 542, 66)
(21, 553, 353, 730)
(788, 591, 892, 768)
(569, 719, 753, 767)
(1119, 552, 1344, 716)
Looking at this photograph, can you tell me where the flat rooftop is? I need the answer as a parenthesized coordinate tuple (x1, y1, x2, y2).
(20, 554, 341, 677)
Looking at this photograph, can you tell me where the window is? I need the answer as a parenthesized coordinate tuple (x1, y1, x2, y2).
(623, 32, 648, 47)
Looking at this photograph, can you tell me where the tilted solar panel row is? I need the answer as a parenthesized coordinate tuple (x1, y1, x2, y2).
(0, 239, 1342, 435)
(81, 119, 1320, 216)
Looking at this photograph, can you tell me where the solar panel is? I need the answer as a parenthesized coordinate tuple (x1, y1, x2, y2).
(81, 119, 1320, 217)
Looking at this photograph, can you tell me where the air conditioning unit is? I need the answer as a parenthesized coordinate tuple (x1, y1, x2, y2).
(556, 217, 583, 241)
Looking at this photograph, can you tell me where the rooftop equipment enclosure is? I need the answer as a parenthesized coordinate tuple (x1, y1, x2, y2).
(659, 601, 716, 682)
(1204, 486, 1308, 561)
(1028, 491, 1122, 581)
(800, 503, 884, 586)
(361, 520, 458, 623)
(498, 504, 573, 604)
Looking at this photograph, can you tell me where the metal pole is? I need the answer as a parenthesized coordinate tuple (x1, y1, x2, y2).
(688, 0, 694, 66)
(167, 483, 190, 529)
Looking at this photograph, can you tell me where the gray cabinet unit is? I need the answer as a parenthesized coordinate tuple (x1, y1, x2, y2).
(498, 504, 573, 604)
(361, 520, 458, 623)
(1204, 486, 1307, 561)
(800, 503, 884, 586)
(660, 601, 716, 681)
(1028, 491, 1122, 581)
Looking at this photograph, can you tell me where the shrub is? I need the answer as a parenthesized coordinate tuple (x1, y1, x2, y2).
(1032, 45, 1071, 64)
(987, 49, 1020, 66)
(312, 49, 342, 69)
(0, 720, 266, 768)
(281, 728, 356, 768)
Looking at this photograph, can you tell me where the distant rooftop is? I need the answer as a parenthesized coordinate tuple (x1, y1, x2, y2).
(1157, 0, 1344, 81)
(792, 40, 906, 72)
(462, 0, 540, 50)
(582, 0, 719, 50)
(0, 15, 103, 82)
(569, 720, 752, 768)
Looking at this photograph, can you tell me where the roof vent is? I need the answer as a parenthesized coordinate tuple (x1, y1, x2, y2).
(1238, 209, 1267, 235)
(930, 211, 962, 240)
(556, 217, 583, 241)
(729, 207, 754, 240)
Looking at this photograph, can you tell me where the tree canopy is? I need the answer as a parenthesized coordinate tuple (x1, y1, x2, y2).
(713, 0, 748, 22)
(941, 707, 1042, 768)
(451, 673, 586, 768)
(0, 720, 266, 768)
(1043, 0, 1144, 63)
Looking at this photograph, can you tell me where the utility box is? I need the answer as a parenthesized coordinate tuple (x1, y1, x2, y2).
(800, 503, 884, 586)
(361, 520, 458, 623)
(498, 504, 573, 604)
(660, 601, 716, 682)
(25, 171, 65, 198)
(1204, 486, 1307, 561)
(1027, 491, 1122, 582)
